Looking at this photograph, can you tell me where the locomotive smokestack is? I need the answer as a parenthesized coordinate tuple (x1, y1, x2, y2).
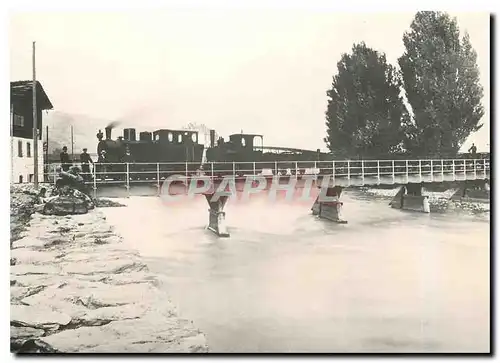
(104, 121, 120, 140)
(210, 130, 215, 148)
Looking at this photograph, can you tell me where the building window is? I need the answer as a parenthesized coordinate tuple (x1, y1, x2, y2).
(18, 140, 23, 157)
(27, 142, 31, 157)
(191, 133, 197, 143)
(29, 174, 34, 183)
(177, 134, 182, 143)
(13, 114, 25, 127)
(18, 175, 23, 183)
(168, 132, 173, 142)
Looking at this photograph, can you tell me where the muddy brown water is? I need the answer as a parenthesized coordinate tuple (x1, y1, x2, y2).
(101, 190, 490, 353)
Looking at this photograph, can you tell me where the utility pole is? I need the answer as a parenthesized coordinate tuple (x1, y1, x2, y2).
(32, 41, 38, 189)
(45, 125, 49, 170)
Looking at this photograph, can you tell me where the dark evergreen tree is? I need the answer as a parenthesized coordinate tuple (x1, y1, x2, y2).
(398, 11, 484, 157)
(325, 42, 409, 159)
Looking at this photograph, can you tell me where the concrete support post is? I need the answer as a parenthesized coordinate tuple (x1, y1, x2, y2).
(451, 180, 490, 202)
(390, 183, 430, 213)
(450, 181, 470, 201)
(389, 185, 405, 209)
(311, 185, 347, 224)
(204, 192, 231, 237)
(406, 183, 422, 196)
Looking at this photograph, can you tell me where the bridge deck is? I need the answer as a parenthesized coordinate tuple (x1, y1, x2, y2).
(42, 158, 490, 194)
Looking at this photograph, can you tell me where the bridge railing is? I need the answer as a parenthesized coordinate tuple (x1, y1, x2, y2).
(43, 158, 490, 187)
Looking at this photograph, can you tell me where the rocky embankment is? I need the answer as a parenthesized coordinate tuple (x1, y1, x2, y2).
(10, 185, 38, 246)
(10, 185, 208, 353)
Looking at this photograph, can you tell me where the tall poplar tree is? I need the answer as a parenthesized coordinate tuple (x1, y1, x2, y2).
(398, 11, 484, 157)
(325, 42, 409, 159)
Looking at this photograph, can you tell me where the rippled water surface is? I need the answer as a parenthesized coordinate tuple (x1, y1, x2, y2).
(102, 190, 490, 353)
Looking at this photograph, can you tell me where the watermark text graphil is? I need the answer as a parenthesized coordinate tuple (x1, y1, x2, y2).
(159, 174, 340, 203)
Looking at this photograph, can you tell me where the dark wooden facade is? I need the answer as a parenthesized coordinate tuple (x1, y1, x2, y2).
(10, 81, 53, 139)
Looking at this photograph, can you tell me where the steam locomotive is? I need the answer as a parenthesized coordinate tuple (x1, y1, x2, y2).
(95, 125, 204, 180)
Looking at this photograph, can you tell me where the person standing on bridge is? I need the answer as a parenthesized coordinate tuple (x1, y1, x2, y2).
(97, 149, 108, 180)
(80, 148, 93, 181)
(60, 146, 72, 172)
(468, 143, 477, 159)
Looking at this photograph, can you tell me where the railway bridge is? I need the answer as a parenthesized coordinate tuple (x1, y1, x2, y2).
(45, 158, 490, 237)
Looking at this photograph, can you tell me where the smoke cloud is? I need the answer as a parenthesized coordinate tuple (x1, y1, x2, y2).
(106, 121, 121, 129)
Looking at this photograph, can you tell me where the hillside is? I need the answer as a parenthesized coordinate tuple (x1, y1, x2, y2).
(44, 111, 107, 156)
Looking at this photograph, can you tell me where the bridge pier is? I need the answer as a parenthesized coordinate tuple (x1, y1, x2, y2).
(204, 192, 231, 237)
(312, 186, 347, 224)
(450, 179, 490, 202)
(390, 183, 430, 213)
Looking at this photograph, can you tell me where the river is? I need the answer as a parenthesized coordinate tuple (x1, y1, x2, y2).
(101, 189, 490, 353)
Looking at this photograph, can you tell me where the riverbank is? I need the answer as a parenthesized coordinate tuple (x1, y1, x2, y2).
(10, 185, 38, 246)
(10, 185, 208, 353)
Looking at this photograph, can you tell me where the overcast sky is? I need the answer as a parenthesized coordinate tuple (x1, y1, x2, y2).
(9, 10, 490, 151)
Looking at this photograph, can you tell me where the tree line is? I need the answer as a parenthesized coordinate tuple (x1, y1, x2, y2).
(324, 11, 485, 159)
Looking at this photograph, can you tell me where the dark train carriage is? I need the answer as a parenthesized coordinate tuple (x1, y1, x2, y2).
(153, 129, 204, 176)
(205, 133, 265, 176)
(206, 133, 263, 161)
(153, 129, 203, 162)
(205, 131, 334, 176)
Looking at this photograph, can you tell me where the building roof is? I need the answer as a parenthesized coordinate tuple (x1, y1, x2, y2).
(10, 80, 54, 110)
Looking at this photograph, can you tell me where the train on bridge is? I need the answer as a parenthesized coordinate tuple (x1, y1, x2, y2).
(88, 124, 489, 181)
(93, 125, 334, 179)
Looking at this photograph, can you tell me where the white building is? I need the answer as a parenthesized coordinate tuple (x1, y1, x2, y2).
(10, 81, 53, 184)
